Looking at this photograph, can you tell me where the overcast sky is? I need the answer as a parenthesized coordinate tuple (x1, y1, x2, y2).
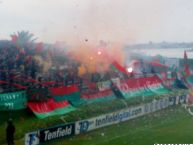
(0, 0, 193, 44)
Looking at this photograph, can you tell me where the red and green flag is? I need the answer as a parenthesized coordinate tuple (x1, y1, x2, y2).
(81, 81, 116, 104)
(49, 85, 79, 96)
(113, 75, 170, 99)
(27, 99, 76, 119)
(110, 61, 128, 74)
(50, 85, 85, 106)
(81, 89, 116, 104)
(186, 75, 193, 89)
(184, 51, 191, 77)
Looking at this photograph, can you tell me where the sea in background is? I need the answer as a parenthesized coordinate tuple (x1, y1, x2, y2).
(131, 48, 193, 59)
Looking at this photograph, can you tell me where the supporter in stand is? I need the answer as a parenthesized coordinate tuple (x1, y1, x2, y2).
(0, 39, 130, 93)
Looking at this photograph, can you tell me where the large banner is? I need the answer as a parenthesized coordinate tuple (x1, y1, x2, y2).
(28, 99, 76, 119)
(97, 81, 111, 91)
(49, 85, 79, 96)
(75, 105, 144, 134)
(81, 81, 116, 104)
(81, 80, 111, 93)
(0, 91, 27, 110)
(112, 75, 170, 98)
(39, 123, 75, 143)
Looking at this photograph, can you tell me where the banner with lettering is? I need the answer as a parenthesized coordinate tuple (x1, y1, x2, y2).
(112, 75, 170, 99)
(39, 123, 75, 143)
(0, 91, 27, 110)
(75, 95, 187, 134)
(80, 80, 116, 104)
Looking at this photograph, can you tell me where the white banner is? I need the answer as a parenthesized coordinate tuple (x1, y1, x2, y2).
(75, 105, 144, 134)
(97, 81, 111, 91)
(75, 95, 187, 135)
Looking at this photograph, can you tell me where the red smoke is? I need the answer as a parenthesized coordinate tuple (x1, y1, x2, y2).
(67, 42, 125, 75)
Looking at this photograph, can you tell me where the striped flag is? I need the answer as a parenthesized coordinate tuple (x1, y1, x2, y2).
(184, 51, 191, 76)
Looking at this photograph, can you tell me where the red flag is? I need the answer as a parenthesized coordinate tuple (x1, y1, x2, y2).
(16, 54, 20, 60)
(111, 61, 128, 74)
(19, 48, 25, 54)
(48, 49, 53, 58)
(35, 42, 44, 53)
(11, 35, 18, 43)
(184, 51, 191, 76)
